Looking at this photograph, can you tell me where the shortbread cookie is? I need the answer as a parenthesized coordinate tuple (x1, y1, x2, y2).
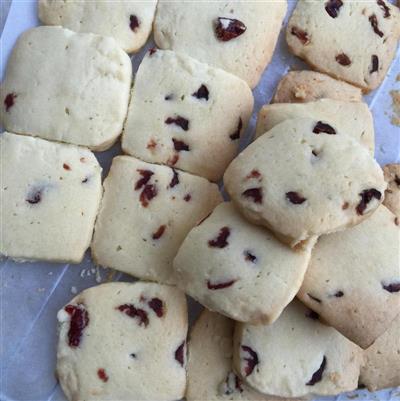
(224, 118, 386, 248)
(256, 99, 374, 154)
(360, 313, 400, 391)
(298, 205, 400, 349)
(38, 0, 157, 53)
(0, 26, 131, 151)
(91, 156, 222, 283)
(0, 132, 102, 263)
(272, 71, 363, 103)
(286, 0, 400, 91)
(122, 49, 253, 182)
(57, 282, 188, 401)
(233, 300, 363, 398)
(153, 1, 287, 88)
(174, 202, 313, 324)
(383, 163, 400, 218)
(187, 310, 304, 401)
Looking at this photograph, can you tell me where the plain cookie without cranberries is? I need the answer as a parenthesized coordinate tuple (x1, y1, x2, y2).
(298, 205, 400, 349)
(0, 132, 102, 263)
(224, 118, 386, 248)
(256, 99, 374, 154)
(187, 309, 305, 401)
(174, 202, 313, 324)
(272, 70, 363, 103)
(286, 0, 400, 91)
(0, 26, 131, 151)
(38, 0, 157, 53)
(56, 282, 188, 401)
(383, 163, 400, 218)
(153, 1, 287, 89)
(91, 156, 222, 283)
(233, 300, 363, 398)
(122, 49, 253, 182)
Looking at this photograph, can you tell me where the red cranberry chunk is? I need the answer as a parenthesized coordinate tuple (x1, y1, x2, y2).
(215, 17, 246, 41)
(140, 184, 158, 208)
(4, 93, 16, 111)
(169, 168, 179, 188)
(165, 116, 189, 131)
(286, 191, 307, 205)
(64, 304, 89, 347)
(370, 55, 379, 73)
(247, 170, 261, 179)
(222, 372, 243, 395)
(26, 187, 43, 205)
(97, 368, 109, 382)
(207, 279, 237, 290)
(382, 282, 400, 293)
(242, 187, 263, 203)
(325, 0, 343, 17)
(291, 26, 310, 45)
(135, 169, 154, 190)
(147, 139, 157, 150)
(117, 304, 149, 327)
(313, 121, 336, 135)
(308, 293, 322, 303)
(377, 0, 390, 18)
(152, 225, 166, 240)
(208, 226, 230, 248)
(130, 15, 140, 31)
(167, 153, 179, 166)
(172, 138, 190, 152)
(369, 14, 384, 37)
(184, 193, 191, 202)
(244, 250, 257, 263)
(192, 84, 209, 100)
(149, 47, 157, 56)
(175, 341, 185, 366)
(241, 345, 259, 376)
(356, 188, 381, 215)
(148, 298, 164, 317)
(230, 118, 243, 141)
(336, 53, 351, 66)
(306, 356, 327, 385)
(63, 163, 71, 171)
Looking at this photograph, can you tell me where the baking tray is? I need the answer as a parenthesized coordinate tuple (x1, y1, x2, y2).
(0, 1, 399, 400)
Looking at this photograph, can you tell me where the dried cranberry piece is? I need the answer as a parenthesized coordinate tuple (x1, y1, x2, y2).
(230, 118, 243, 141)
(169, 168, 179, 188)
(64, 304, 89, 347)
(26, 187, 43, 204)
(117, 304, 149, 327)
(291, 26, 310, 45)
(242, 188, 263, 203)
(215, 17, 246, 41)
(394, 175, 400, 186)
(208, 226, 230, 248)
(4, 93, 16, 111)
(370, 55, 379, 73)
(167, 153, 180, 165)
(369, 14, 384, 37)
(165, 116, 189, 131)
(335, 290, 344, 297)
(192, 84, 209, 100)
(184, 194, 191, 202)
(306, 356, 327, 385)
(336, 53, 351, 66)
(306, 310, 320, 320)
(152, 225, 166, 240)
(307, 293, 322, 303)
(241, 345, 259, 376)
(147, 139, 157, 150)
(63, 163, 71, 170)
(97, 368, 109, 382)
(325, 0, 343, 18)
(244, 251, 257, 263)
(286, 191, 307, 205)
(149, 47, 157, 56)
(135, 169, 154, 190)
(172, 138, 190, 152)
(207, 279, 236, 290)
(342, 202, 349, 210)
(175, 341, 185, 366)
(356, 188, 381, 215)
(377, 0, 390, 18)
(129, 15, 140, 31)
(221, 372, 243, 395)
(247, 170, 261, 179)
(313, 121, 336, 135)
(382, 282, 400, 293)
(140, 184, 158, 207)
(148, 298, 164, 317)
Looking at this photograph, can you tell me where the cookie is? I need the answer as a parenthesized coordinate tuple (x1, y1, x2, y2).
(56, 282, 188, 401)
(174, 202, 313, 324)
(298, 205, 400, 349)
(272, 70, 363, 103)
(153, 1, 287, 89)
(286, 0, 400, 92)
(0, 26, 131, 151)
(383, 163, 400, 218)
(360, 313, 400, 391)
(187, 309, 304, 401)
(256, 99, 374, 154)
(0, 132, 102, 263)
(224, 118, 386, 248)
(233, 300, 363, 398)
(122, 49, 253, 182)
(38, 0, 157, 53)
(91, 155, 222, 283)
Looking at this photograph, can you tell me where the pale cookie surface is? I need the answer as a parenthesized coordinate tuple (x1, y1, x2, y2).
(360, 313, 400, 391)
(0, 132, 102, 263)
(57, 282, 188, 401)
(91, 156, 222, 283)
(38, 0, 157, 53)
(174, 202, 312, 324)
(187, 309, 304, 401)
(272, 70, 363, 103)
(153, 1, 287, 89)
(224, 118, 386, 248)
(383, 163, 400, 218)
(286, 0, 400, 91)
(122, 49, 253, 182)
(233, 300, 363, 398)
(256, 99, 374, 154)
(0, 26, 132, 151)
(298, 205, 400, 349)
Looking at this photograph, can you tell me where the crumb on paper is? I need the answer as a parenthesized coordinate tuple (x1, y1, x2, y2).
(37, 287, 45, 292)
(48, 271, 53, 276)
(390, 90, 400, 127)
(71, 286, 77, 294)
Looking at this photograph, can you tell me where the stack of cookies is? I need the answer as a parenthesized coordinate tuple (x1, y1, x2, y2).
(1, 1, 399, 400)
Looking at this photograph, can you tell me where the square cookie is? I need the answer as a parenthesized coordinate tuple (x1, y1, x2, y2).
(153, 1, 287, 88)
(38, 0, 157, 53)
(122, 49, 253, 182)
(286, 0, 400, 91)
(256, 99, 375, 154)
(0, 132, 102, 263)
(57, 282, 188, 401)
(91, 156, 222, 283)
(0, 26, 132, 151)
